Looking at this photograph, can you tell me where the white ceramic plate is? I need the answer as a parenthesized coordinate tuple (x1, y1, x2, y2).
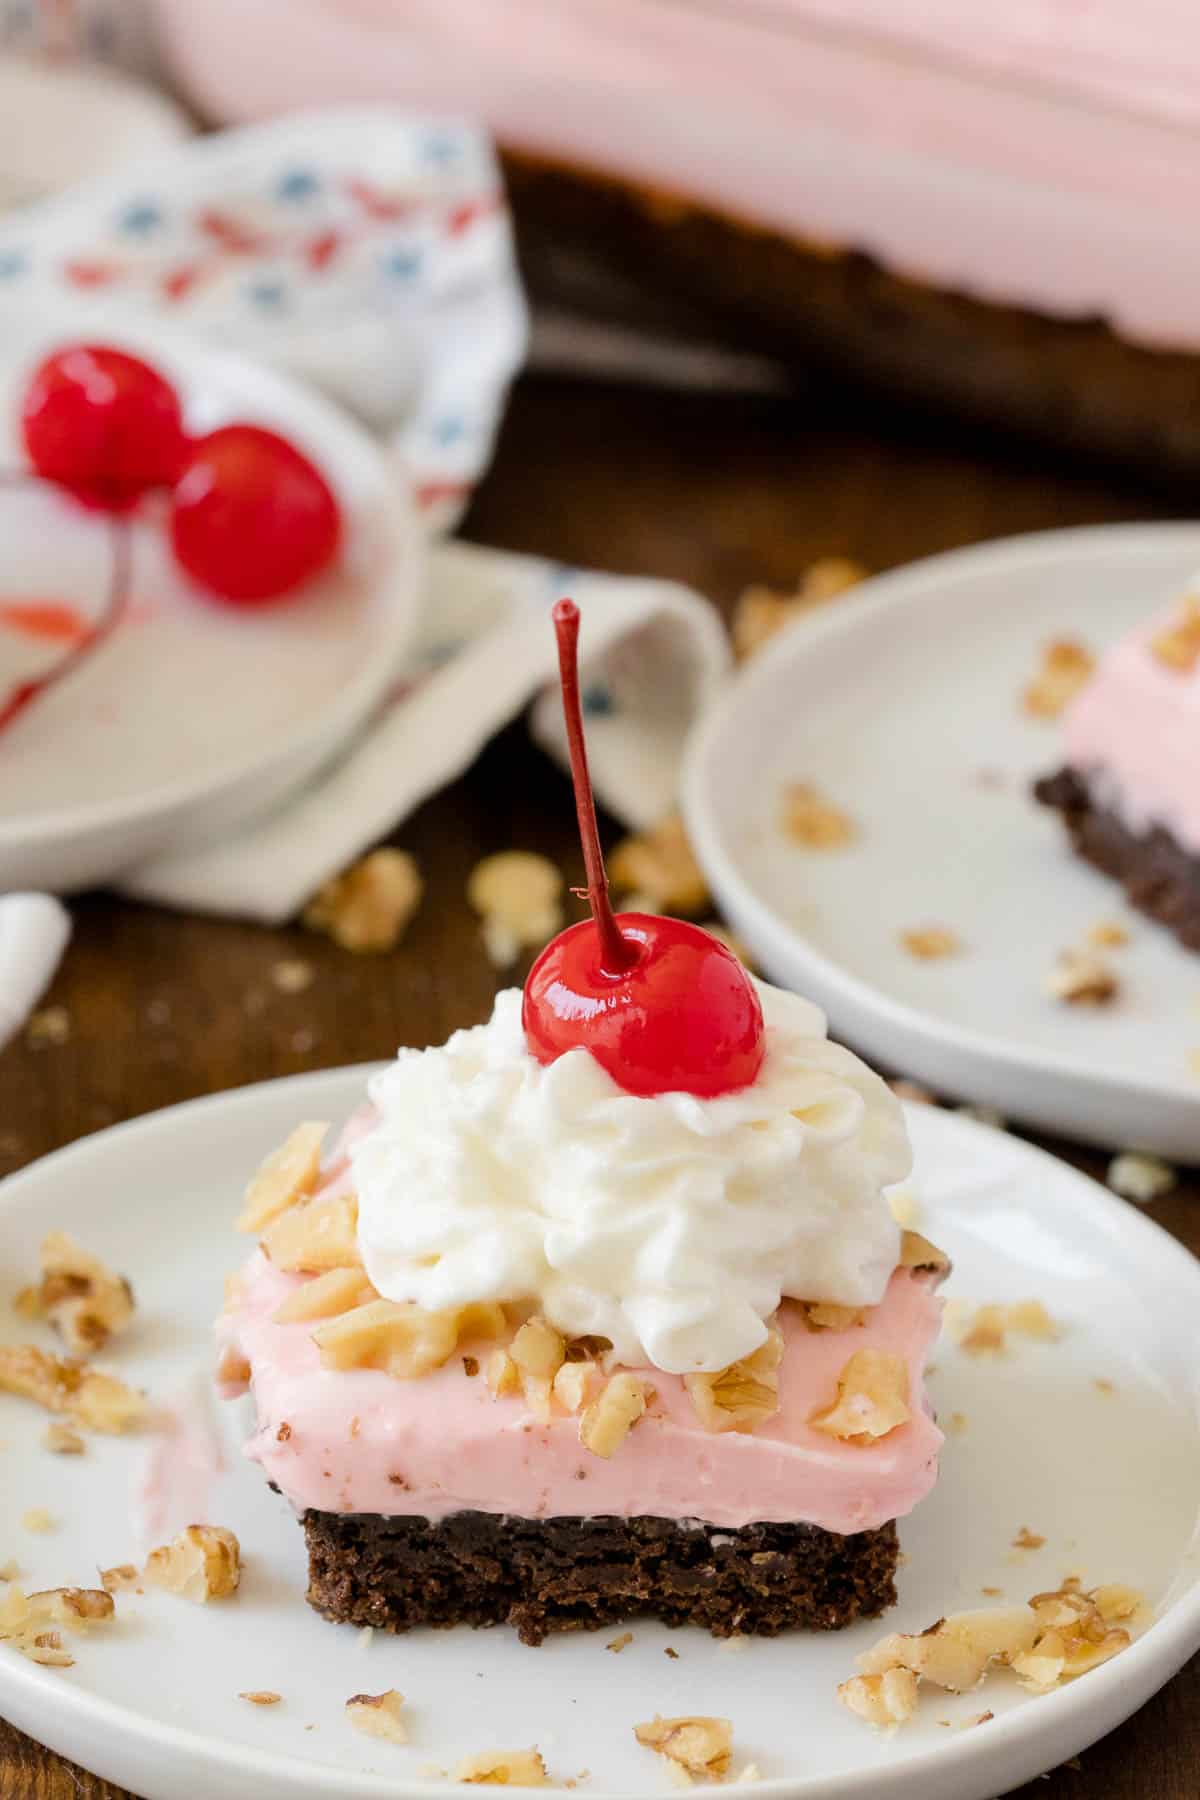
(683, 524, 1200, 1158)
(0, 303, 421, 891)
(1, 1070, 1198, 1800)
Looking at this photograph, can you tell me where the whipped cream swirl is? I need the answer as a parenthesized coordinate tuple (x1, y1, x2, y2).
(352, 983, 909, 1375)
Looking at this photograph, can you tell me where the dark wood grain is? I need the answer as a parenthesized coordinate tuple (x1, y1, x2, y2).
(1, 370, 1196, 1799)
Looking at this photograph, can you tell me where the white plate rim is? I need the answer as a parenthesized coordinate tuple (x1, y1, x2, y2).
(0, 307, 422, 853)
(1, 1067, 1199, 1800)
(681, 521, 1200, 1115)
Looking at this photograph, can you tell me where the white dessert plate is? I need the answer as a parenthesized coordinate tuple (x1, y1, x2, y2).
(0, 302, 420, 892)
(682, 524, 1200, 1159)
(1, 1070, 1199, 1800)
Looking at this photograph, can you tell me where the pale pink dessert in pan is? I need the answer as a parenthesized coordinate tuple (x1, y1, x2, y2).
(1036, 587, 1200, 952)
(217, 601, 947, 1643)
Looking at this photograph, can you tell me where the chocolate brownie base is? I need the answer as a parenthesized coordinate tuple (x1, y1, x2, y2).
(304, 1509, 899, 1646)
(1035, 767, 1200, 951)
(502, 152, 1200, 481)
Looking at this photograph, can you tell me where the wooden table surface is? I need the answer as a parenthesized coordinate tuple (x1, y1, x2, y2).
(1, 369, 1196, 1798)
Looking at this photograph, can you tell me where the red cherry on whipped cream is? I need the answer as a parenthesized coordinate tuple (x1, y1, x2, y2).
(522, 598, 765, 1099)
(21, 344, 187, 510)
(170, 423, 342, 604)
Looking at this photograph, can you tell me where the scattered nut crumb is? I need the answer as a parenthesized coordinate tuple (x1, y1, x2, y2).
(455, 1749, 548, 1786)
(837, 1668, 919, 1729)
(240, 1691, 282, 1706)
(145, 1524, 240, 1603)
(607, 1631, 633, 1653)
(1046, 948, 1117, 1006)
(610, 813, 709, 916)
(303, 848, 423, 953)
(21, 1509, 54, 1534)
(1022, 639, 1094, 717)
(809, 1349, 910, 1443)
(346, 1688, 407, 1745)
(16, 1232, 135, 1354)
(732, 557, 866, 661)
(634, 1717, 733, 1781)
(665, 1646, 680, 1660)
(0, 1561, 18, 1583)
(898, 1229, 952, 1280)
(99, 1564, 138, 1594)
(779, 783, 856, 849)
(1013, 1527, 1046, 1551)
(0, 1584, 114, 1669)
(1149, 595, 1200, 673)
(1107, 1152, 1176, 1204)
(900, 927, 962, 962)
(1094, 1378, 1116, 1395)
(26, 1006, 71, 1047)
(946, 1413, 969, 1435)
(271, 958, 314, 995)
(966, 1711, 994, 1728)
(981, 1587, 1002, 1598)
(1087, 920, 1129, 948)
(42, 1423, 85, 1456)
(468, 851, 564, 968)
(955, 1300, 1059, 1356)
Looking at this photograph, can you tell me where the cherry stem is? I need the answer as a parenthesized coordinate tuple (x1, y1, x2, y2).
(552, 598, 637, 975)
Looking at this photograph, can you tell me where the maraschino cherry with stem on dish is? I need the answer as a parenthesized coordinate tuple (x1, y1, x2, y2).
(522, 598, 765, 1099)
(21, 344, 187, 512)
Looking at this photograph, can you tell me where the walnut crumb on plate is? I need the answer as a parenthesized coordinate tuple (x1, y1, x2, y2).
(240, 1690, 282, 1706)
(455, 1748, 548, 1786)
(145, 1525, 240, 1603)
(780, 783, 856, 849)
(15, 1231, 135, 1355)
(1107, 1152, 1177, 1204)
(346, 1688, 406, 1744)
(1012, 1527, 1046, 1551)
(1021, 638, 1094, 717)
(1046, 948, 1117, 1006)
(21, 1509, 55, 1534)
(634, 1716, 733, 1781)
(303, 848, 423, 953)
(610, 813, 710, 916)
(899, 927, 962, 961)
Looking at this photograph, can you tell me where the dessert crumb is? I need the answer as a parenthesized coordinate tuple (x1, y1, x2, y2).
(42, 1423, 85, 1456)
(780, 783, 856, 849)
(665, 1645, 680, 1660)
(455, 1749, 548, 1786)
(22, 1509, 55, 1534)
(1045, 947, 1117, 1006)
(145, 1525, 241, 1602)
(610, 813, 710, 915)
(1021, 638, 1094, 717)
(240, 1690, 282, 1706)
(467, 852, 563, 968)
(1086, 920, 1129, 948)
(271, 958, 314, 994)
(981, 1587, 1003, 1598)
(606, 1632, 633, 1653)
(946, 1412, 969, 1435)
(17, 1231, 135, 1355)
(634, 1716, 733, 1781)
(1149, 595, 1200, 672)
(26, 1006, 71, 1047)
(732, 558, 865, 661)
(346, 1688, 406, 1745)
(1012, 1526, 1046, 1551)
(0, 1561, 19, 1583)
(899, 927, 962, 962)
(1107, 1152, 1176, 1205)
(99, 1565, 138, 1594)
(304, 849, 423, 953)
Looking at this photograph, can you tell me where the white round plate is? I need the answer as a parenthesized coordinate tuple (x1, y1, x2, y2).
(683, 524, 1200, 1158)
(1, 1070, 1198, 1800)
(0, 303, 420, 892)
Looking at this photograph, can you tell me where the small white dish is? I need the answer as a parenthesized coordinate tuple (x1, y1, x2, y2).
(683, 524, 1200, 1158)
(0, 304, 421, 892)
(1, 1071, 1198, 1799)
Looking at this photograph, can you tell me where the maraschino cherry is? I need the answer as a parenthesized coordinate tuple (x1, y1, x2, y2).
(21, 344, 187, 510)
(522, 599, 765, 1099)
(170, 423, 342, 604)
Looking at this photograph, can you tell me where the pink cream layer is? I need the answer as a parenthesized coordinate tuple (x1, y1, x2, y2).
(217, 1252, 942, 1534)
(1063, 607, 1200, 856)
(153, 0, 1200, 349)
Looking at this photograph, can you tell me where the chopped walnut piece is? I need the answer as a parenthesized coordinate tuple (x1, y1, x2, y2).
(486, 1349, 521, 1398)
(303, 848, 423, 953)
(607, 1631, 633, 1653)
(1005, 1301, 1058, 1341)
(634, 1716, 733, 1781)
(1149, 595, 1200, 673)
(553, 1361, 599, 1415)
(455, 1749, 548, 1786)
(609, 813, 709, 916)
(799, 1302, 866, 1332)
(1087, 920, 1129, 949)
(957, 1301, 1060, 1356)
(1012, 1527, 1046, 1551)
(1046, 948, 1117, 1006)
(0, 1562, 18, 1583)
(467, 851, 563, 968)
(16, 1232, 135, 1354)
(1090, 1584, 1143, 1624)
(345, 1688, 407, 1744)
(685, 1326, 783, 1433)
(241, 1690, 282, 1706)
(898, 1230, 952, 1281)
(237, 1122, 327, 1234)
(272, 1267, 376, 1324)
(837, 1668, 919, 1728)
(860, 1609, 1038, 1692)
(511, 1318, 566, 1381)
(579, 1372, 648, 1458)
(21, 1510, 54, 1535)
(0, 1343, 143, 1432)
(313, 1299, 461, 1379)
(1107, 1152, 1177, 1204)
(42, 1423, 84, 1456)
(261, 1192, 361, 1273)
(0, 1584, 114, 1669)
(732, 557, 866, 661)
(1022, 639, 1095, 717)
(809, 1349, 910, 1443)
(780, 783, 856, 849)
(215, 1346, 251, 1392)
(900, 927, 962, 962)
(99, 1564, 138, 1594)
(145, 1524, 241, 1603)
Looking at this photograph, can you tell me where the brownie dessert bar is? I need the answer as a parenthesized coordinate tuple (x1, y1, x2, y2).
(304, 1508, 899, 1647)
(1034, 768, 1200, 952)
(503, 154, 1200, 482)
